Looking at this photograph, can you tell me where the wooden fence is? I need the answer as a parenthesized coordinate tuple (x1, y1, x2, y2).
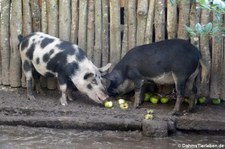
(0, 0, 225, 100)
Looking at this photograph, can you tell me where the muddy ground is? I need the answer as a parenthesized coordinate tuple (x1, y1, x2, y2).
(0, 85, 225, 136)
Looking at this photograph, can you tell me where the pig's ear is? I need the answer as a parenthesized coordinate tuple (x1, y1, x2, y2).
(99, 63, 111, 73)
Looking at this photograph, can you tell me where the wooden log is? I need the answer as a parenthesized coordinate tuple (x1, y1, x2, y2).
(87, 0, 95, 61)
(47, 0, 58, 90)
(136, 0, 148, 46)
(127, 0, 136, 49)
(9, 0, 22, 87)
(1, 0, 10, 85)
(199, 9, 211, 97)
(41, 0, 48, 33)
(221, 15, 225, 100)
(190, 2, 200, 48)
(121, 0, 128, 57)
(30, 0, 41, 32)
(78, 0, 88, 51)
(110, 0, 121, 67)
(93, 0, 102, 67)
(102, 0, 109, 66)
(177, 0, 190, 39)
(167, 0, 177, 39)
(210, 13, 223, 99)
(154, 0, 165, 41)
(144, 0, 155, 44)
(59, 0, 71, 41)
(71, 0, 79, 44)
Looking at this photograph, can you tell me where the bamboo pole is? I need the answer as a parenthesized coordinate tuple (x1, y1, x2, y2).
(71, 0, 79, 44)
(1, 0, 10, 85)
(127, 0, 136, 50)
(154, 0, 165, 41)
(144, 0, 155, 44)
(102, 0, 109, 66)
(78, 0, 88, 51)
(167, 0, 177, 39)
(59, 0, 71, 41)
(109, 0, 121, 67)
(94, 0, 102, 67)
(9, 0, 22, 87)
(136, 0, 148, 46)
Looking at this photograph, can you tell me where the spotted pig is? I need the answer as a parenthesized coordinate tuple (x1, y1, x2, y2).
(18, 32, 111, 106)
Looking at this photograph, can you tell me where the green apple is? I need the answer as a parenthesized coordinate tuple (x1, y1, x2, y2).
(198, 97, 206, 104)
(150, 96, 159, 104)
(118, 98, 125, 105)
(144, 93, 151, 102)
(160, 97, 169, 104)
(147, 109, 154, 114)
(120, 102, 128, 109)
(144, 114, 154, 120)
(212, 98, 221, 105)
(104, 101, 113, 108)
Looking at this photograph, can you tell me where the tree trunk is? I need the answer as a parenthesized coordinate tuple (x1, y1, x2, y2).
(94, 0, 102, 67)
(199, 9, 211, 97)
(47, 0, 58, 90)
(109, 0, 121, 67)
(144, 0, 155, 44)
(78, 0, 88, 51)
(167, 0, 177, 39)
(154, 0, 165, 41)
(1, 0, 10, 85)
(136, 0, 148, 46)
(210, 13, 223, 99)
(127, 0, 136, 50)
(102, 0, 109, 66)
(71, 0, 79, 44)
(59, 0, 71, 41)
(177, 0, 190, 39)
(10, 0, 22, 87)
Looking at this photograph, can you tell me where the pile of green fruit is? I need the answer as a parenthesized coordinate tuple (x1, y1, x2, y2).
(103, 98, 129, 110)
(144, 109, 154, 120)
(144, 93, 169, 104)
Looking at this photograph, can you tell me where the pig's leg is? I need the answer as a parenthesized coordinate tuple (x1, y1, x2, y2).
(57, 74, 68, 106)
(22, 60, 36, 100)
(186, 77, 197, 112)
(32, 68, 45, 95)
(173, 76, 186, 115)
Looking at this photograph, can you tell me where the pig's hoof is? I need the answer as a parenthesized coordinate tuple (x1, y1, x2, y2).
(28, 95, 36, 100)
(60, 98, 68, 106)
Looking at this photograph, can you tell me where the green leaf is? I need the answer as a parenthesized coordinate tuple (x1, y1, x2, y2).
(204, 22, 213, 33)
(195, 23, 203, 33)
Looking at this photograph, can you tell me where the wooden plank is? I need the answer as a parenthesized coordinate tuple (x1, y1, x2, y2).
(0, 0, 10, 85)
(9, 0, 22, 87)
(71, 0, 79, 43)
(127, 0, 136, 49)
(154, 0, 165, 41)
(59, 0, 71, 41)
(167, 0, 177, 39)
(121, 0, 128, 57)
(41, 0, 48, 33)
(102, 0, 109, 66)
(87, 0, 95, 61)
(78, 0, 88, 51)
(136, 0, 148, 46)
(94, 0, 102, 67)
(30, 0, 41, 32)
(47, 0, 58, 90)
(110, 0, 121, 67)
(177, 0, 190, 39)
(144, 0, 155, 44)
(199, 9, 211, 97)
(221, 15, 225, 100)
(190, 2, 200, 48)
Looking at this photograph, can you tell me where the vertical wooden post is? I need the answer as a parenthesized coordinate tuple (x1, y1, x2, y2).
(121, 0, 128, 57)
(144, 0, 155, 44)
(30, 0, 41, 32)
(136, 0, 148, 46)
(1, 0, 10, 85)
(47, 0, 58, 90)
(41, 0, 48, 33)
(102, 0, 109, 66)
(177, 0, 190, 39)
(59, 0, 71, 41)
(154, 0, 165, 41)
(167, 0, 177, 39)
(190, 2, 200, 48)
(10, 0, 22, 87)
(110, 0, 121, 67)
(127, 0, 136, 50)
(94, 0, 102, 67)
(71, 0, 79, 44)
(78, 0, 88, 51)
